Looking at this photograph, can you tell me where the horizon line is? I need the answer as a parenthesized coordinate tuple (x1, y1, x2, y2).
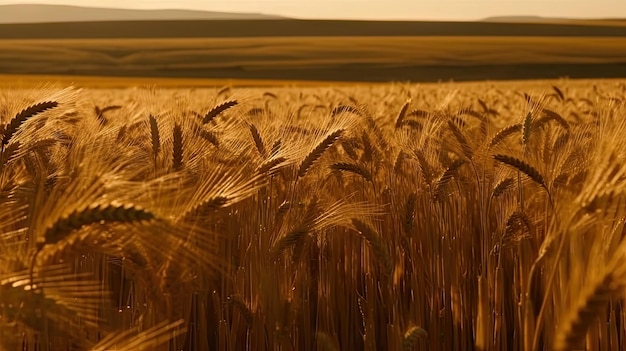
(1, 3, 623, 22)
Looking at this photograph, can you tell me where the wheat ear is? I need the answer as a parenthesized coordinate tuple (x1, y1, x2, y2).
(2, 101, 58, 146)
(395, 100, 411, 129)
(271, 228, 309, 259)
(277, 200, 292, 217)
(493, 155, 546, 189)
(271, 200, 319, 258)
(521, 112, 532, 145)
(413, 150, 434, 185)
(406, 109, 429, 118)
(149, 115, 160, 156)
(43, 203, 155, 246)
(491, 177, 516, 198)
(403, 326, 428, 350)
(249, 124, 266, 157)
(552, 85, 565, 101)
(488, 124, 521, 148)
(0, 141, 20, 166)
(331, 104, 361, 117)
(433, 159, 465, 200)
(402, 192, 417, 234)
(504, 210, 531, 239)
(257, 157, 287, 175)
(198, 129, 219, 147)
(202, 100, 238, 124)
(448, 120, 473, 159)
(394, 151, 407, 175)
(94, 105, 121, 125)
(149, 115, 160, 174)
(228, 294, 253, 326)
(399, 119, 423, 131)
(340, 139, 359, 160)
(457, 108, 485, 121)
(330, 162, 373, 182)
(477, 98, 489, 113)
(539, 109, 570, 131)
(298, 129, 344, 178)
(116, 125, 127, 142)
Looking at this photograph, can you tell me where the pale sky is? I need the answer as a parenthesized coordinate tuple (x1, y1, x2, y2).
(1, 0, 625, 20)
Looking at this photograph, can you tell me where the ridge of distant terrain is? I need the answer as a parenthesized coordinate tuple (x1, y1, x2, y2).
(0, 4, 285, 24)
(483, 15, 572, 22)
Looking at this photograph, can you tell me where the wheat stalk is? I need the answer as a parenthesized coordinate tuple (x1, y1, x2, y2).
(351, 218, 392, 274)
(316, 332, 340, 351)
(172, 123, 183, 171)
(554, 242, 626, 351)
(227, 294, 254, 326)
(91, 319, 187, 350)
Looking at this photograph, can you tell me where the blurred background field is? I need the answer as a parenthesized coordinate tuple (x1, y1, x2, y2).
(1, 15, 626, 83)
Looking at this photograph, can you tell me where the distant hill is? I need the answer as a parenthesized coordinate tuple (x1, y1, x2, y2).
(0, 4, 285, 24)
(482, 16, 565, 22)
(482, 15, 626, 23)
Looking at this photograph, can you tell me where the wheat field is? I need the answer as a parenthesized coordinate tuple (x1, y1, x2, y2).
(1, 79, 626, 350)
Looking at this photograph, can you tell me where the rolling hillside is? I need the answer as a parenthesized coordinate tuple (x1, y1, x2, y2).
(0, 4, 284, 24)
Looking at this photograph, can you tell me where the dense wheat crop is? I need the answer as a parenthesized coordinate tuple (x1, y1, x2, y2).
(1, 79, 626, 350)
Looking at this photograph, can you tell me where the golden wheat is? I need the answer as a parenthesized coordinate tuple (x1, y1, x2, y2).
(1, 80, 626, 351)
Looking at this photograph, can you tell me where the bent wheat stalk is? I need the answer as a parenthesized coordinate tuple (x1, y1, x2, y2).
(554, 238, 626, 351)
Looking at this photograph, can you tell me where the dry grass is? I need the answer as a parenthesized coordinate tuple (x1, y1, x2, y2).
(1, 79, 626, 350)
